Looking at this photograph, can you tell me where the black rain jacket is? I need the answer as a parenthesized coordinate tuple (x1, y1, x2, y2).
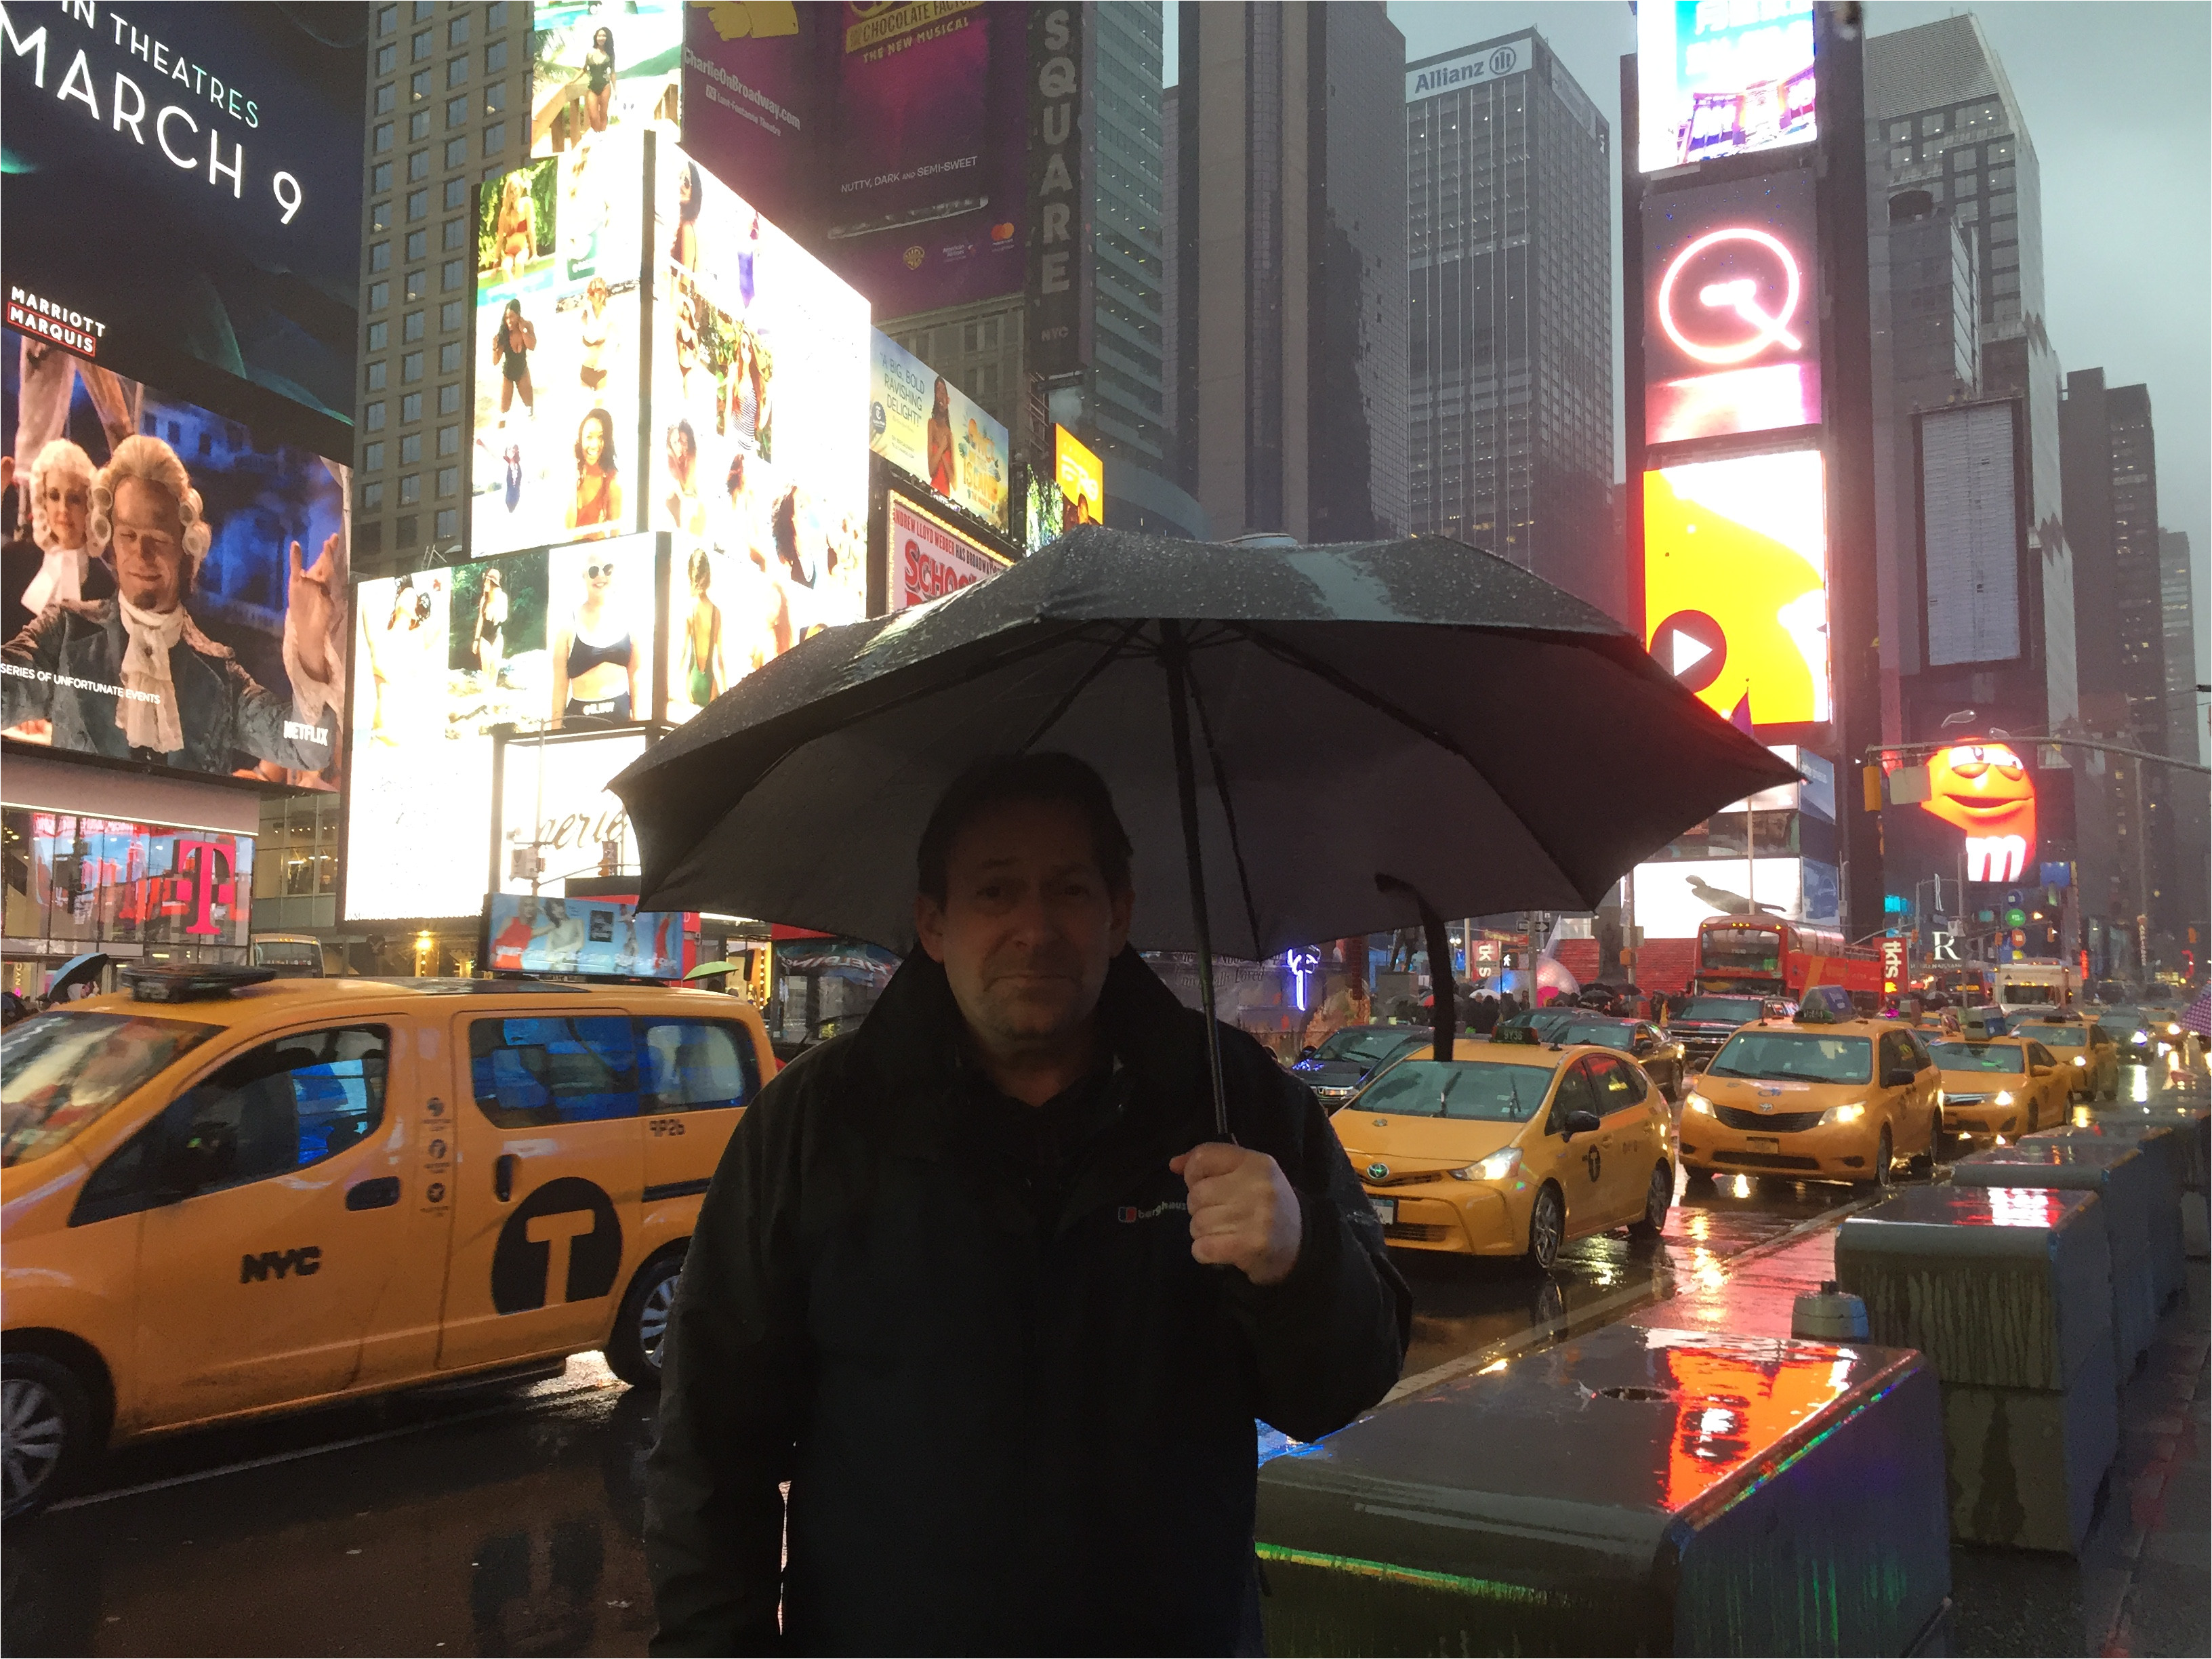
(645, 947, 1410, 1655)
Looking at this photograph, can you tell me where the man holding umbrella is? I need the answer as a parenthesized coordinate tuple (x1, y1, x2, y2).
(647, 753, 1412, 1655)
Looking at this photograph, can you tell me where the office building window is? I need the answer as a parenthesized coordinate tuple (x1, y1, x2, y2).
(400, 474, 422, 505)
(445, 145, 467, 178)
(407, 230, 428, 260)
(443, 258, 467, 290)
(438, 341, 464, 373)
(367, 321, 389, 351)
(403, 310, 425, 344)
(485, 40, 507, 73)
(377, 43, 397, 75)
(374, 117, 394, 150)
(411, 69, 431, 102)
(412, 28, 432, 61)
(362, 479, 385, 510)
(487, 1, 507, 28)
(443, 218, 466, 250)
(369, 241, 392, 272)
(437, 466, 459, 498)
(484, 81, 506, 112)
(411, 108, 430, 140)
(450, 16, 471, 47)
(365, 401, 386, 432)
(367, 361, 388, 390)
(402, 351, 424, 382)
(441, 300, 466, 332)
(407, 188, 428, 221)
(438, 383, 462, 415)
(371, 200, 392, 233)
(402, 392, 424, 423)
(436, 508, 459, 540)
(397, 514, 418, 544)
(483, 123, 506, 156)
(438, 423, 460, 456)
(409, 149, 430, 182)
(368, 281, 390, 312)
(449, 56, 469, 89)
(371, 162, 393, 194)
(378, 5, 398, 35)
(401, 433, 423, 465)
(363, 442, 386, 472)
(405, 268, 427, 302)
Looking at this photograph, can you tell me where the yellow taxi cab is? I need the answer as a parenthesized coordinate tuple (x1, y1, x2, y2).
(1330, 1032, 1679, 1271)
(1679, 1009, 1940, 1190)
(2007, 1015, 2120, 1103)
(0, 964, 774, 1519)
(1923, 1031, 2070, 1145)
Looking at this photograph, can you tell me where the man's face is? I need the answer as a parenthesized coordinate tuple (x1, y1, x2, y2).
(111, 477, 187, 612)
(39, 469, 90, 550)
(916, 797, 1133, 1053)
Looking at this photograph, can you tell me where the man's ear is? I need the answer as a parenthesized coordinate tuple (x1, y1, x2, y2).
(1107, 883, 1134, 956)
(914, 890, 948, 963)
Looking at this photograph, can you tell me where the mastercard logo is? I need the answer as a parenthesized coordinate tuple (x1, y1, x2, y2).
(990, 222, 1015, 243)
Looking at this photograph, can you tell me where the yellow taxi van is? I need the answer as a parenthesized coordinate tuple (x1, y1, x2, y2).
(1679, 1010, 1940, 1189)
(2006, 1016, 2120, 1103)
(0, 965, 773, 1519)
(1330, 1033, 1678, 1271)
(1924, 1031, 2070, 1145)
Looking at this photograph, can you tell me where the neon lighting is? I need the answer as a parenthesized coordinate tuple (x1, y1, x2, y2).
(1658, 228, 1803, 365)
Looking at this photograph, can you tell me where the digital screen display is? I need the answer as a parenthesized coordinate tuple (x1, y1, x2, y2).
(485, 892, 691, 979)
(1633, 855, 1834, 940)
(346, 532, 660, 922)
(870, 330, 1009, 532)
(2, 331, 350, 790)
(890, 492, 1011, 611)
(1919, 743, 2038, 884)
(7, 808, 255, 950)
(471, 144, 647, 558)
(680, 1, 1028, 314)
(1054, 426, 1103, 531)
(1643, 173, 1820, 446)
(496, 730, 646, 895)
(651, 140, 870, 680)
(1638, 0, 1816, 173)
(531, 0, 682, 159)
(1644, 449, 1829, 731)
(0, 3, 365, 424)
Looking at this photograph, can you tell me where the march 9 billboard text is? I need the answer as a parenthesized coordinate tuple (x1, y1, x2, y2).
(1643, 448, 1829, 732)
(3, 330, 350, 790)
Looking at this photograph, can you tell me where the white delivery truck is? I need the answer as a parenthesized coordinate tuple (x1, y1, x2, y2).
(1993, 959, 2076, 1017)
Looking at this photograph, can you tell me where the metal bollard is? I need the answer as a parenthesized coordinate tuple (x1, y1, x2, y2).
(1792, 1279, 1870, 1342)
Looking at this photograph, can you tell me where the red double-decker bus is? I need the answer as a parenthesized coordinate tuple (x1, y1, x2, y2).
(1692, 917, 1882, 1002)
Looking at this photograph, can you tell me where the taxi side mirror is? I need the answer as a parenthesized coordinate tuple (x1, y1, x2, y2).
(1561, 1109, 1602, 1139)
(2031, 1064, 2052, 1078)
(1881, 1065, 1918, 1089)
(1298, 1046, 1318, 1061)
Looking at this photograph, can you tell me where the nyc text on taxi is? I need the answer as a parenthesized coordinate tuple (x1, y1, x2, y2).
(0, 967, 774, 1519)
(1331, 1031, 1679, 1271)
(1679, 1008, 1940, 1187)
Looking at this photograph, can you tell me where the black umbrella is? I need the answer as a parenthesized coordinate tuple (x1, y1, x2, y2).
(614, 527, 1797, 1132)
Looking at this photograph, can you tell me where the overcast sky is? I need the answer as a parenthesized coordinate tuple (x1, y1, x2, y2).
(1162, 3, 2211, 687)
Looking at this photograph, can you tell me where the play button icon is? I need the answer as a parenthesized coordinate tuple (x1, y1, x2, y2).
(1652, 610, 1726, 694)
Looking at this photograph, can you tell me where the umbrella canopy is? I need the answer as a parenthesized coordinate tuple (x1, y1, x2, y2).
(615, 527, 1797, 958)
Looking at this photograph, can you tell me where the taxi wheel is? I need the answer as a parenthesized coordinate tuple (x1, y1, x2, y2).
(1523, 1185, 1565, 1273)
(1858, 1126, 1896, 1193)
(2, 1354, 91, 1523)
(607, 1250, 686, 1389)
(1629, 1164, 1672, 1239)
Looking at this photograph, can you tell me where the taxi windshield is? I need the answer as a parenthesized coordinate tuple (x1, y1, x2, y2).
(1359, 1059, 1556, 1122)
(1, 1010, 219, 1167)
(1550, 1019, 1637, 1049)
(1931, 1041, 2026, 1073)
(1707, 1031, 1873, 1085)
(1675, 998, 1765, 1024)
(1313, 1028, 1412, 1066)
(2013, 1023, 2085, 1046)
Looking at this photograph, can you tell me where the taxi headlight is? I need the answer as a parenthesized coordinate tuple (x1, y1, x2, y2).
(2167, 1023, 2182, 1036)
(2133, 1031, 2149, 1045)
(1452, 1149, 1523, 1182)
(2072, 1055, 2087, 1067)
(1685, 1092, 1715, 1115)
(1820, 1102, 1866, 1125)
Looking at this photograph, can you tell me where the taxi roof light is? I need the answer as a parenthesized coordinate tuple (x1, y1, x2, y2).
(123, 963, 277, 1002)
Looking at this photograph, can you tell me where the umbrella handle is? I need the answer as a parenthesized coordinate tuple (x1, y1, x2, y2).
(1162, 623, 1233, 1143)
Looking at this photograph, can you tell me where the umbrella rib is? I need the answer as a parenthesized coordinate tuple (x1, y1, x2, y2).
(1183, 669, 1265, 959)
(1015, 619, 1150, 754)
(1226, 621, 1581, 901)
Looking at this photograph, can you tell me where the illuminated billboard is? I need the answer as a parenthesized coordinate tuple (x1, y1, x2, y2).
(0, 3, 364, 421)
(890, 493, 1012, 611)
(346, 533, 661, 922)
(1918, 743, 2038, 883)
(1637, 0, 1816, 174)
(485, 893, 691, 978)
(4, 808, 255, 953)
(496, 729, 646, 895)
(679, 2, 1029, 314)
(651, 140, 870, 672)
(1633, 855, 1839, 940)
(1643, 173, 1820, 445)
(471, 144, 647, 559)
(1055, 426, 1104, 531)
(2, 331, 350, 790)
(1644, 449, 1829, 731)
(870, 331, 1009, 532)
(531, 0, 682, 158)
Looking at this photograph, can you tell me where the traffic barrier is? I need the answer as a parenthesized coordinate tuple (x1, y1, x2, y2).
(1950, 1142, 2158, 1376)
(2024, 1120, 2190, 1302)
(1254, 1324, 1950, 1656)
(1835, 1185, 2117, 1553)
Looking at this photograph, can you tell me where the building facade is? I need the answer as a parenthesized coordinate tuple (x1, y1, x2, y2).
(1174, 1, 1408, 544)
(1406, 32, 1613, 612)
(350, 0, 531, 574)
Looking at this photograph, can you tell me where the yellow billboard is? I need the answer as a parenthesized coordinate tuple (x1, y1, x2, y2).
(1054, 425, 1104, 531)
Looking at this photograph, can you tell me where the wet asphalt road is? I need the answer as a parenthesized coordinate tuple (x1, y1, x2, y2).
(0, 1164, 1861, 1658)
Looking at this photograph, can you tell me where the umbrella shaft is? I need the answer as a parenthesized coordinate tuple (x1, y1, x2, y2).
(1162, 624, 1232, 1143)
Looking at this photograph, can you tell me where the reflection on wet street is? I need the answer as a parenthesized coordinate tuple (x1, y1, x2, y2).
(0, 1155, 2060, 1656)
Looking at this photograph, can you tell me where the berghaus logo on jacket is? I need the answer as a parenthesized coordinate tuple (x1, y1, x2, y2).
(1116, 1200, 1189, 1223)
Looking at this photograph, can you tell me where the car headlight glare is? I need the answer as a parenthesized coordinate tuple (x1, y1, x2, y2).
(2133, 1032, 2148, 1045)
(2167, 1023, 2182, 1036)
(1450, 1149, 1522, 1182)
(1685, 1092, 1714, 1115)
(1821, 1102, 1866, 1125)
(2072, 1055, 2087, 1067)
(1993, 1090, 2014, 1107)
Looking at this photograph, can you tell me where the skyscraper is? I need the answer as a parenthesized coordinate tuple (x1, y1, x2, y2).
(351, 0, 531, 573)
(1864, 14, 2074, 748)
(1405, 31, 1613, 611)
(2158, 527, 2209, 949)
(1174, 1, 1408, 543)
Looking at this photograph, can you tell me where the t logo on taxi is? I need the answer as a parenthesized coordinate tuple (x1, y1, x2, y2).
(491, 1178, 622, 1312)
